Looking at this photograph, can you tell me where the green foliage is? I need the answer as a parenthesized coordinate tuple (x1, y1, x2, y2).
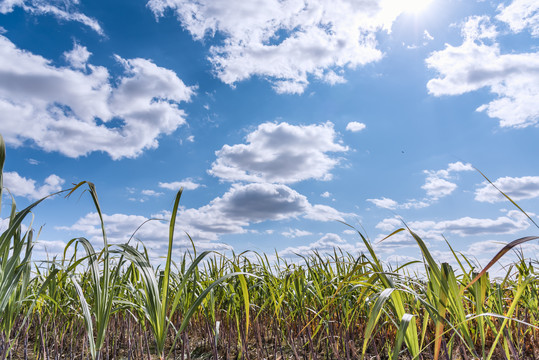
(1, 132, 539, 359)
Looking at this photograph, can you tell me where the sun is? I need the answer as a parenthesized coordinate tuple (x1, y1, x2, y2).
(405, 0, 433, 14)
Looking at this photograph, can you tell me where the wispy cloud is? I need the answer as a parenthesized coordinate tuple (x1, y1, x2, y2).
(159, 179, 202, 191)
(367, 197, 429, 210)
(141, 189, 164, 197)
(0, 0, 104, 35)
(282, 228, 312, 238)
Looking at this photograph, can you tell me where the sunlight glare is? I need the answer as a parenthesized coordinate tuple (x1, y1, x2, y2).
(405, 0, 432, 14)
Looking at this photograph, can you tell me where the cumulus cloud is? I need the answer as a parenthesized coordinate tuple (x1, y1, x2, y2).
(3, 171, 64, 200)
(0, 37, 195, 159)
(496, 0, 539, 37)
(447, 162, 474, 172)
(159, 179, 201, 191)
(320, 191, 331, 198)
(209, 122, 347, 183)
(345, 121, 366, 132)
(426, 15, 539, 128)
(475, 176, 539, 203)
(211, 183, 309, 222)
(0, 0, 103, 35)
(63, 43, 91, 69)
(422, 177, 457, 199)
(61, 182, 348, 246)
(147, 0, 422, 93)
(421, 161, 473, 200)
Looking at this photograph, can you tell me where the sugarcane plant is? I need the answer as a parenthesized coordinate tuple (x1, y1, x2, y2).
(0, 134, 60, 359)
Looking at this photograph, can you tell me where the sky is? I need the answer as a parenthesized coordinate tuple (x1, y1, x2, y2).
(0, 0, 538, 270)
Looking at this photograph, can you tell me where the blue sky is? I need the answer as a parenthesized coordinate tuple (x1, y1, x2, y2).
(1, 0, 538, 268)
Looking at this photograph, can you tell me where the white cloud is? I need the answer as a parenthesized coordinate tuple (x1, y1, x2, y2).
(376, 210, 530, 242)
(345, 121, 366, 132)
(368, 197, 398, 210)
(423, 29, 434, 41)
(304, 203, 347, 222)
(0, 217, 10, 233)
(436, 211, 530, 236)
(147, 0, 423, 93)
(0, 0, 103, 35)
(496, 0, 539, 37)
(209, 121, 347, 184)
(375, 217, 403, 232)
(426, 15, 539, 128)
(3, 171, 64, 200)
(159, 178, 201, 191)
(141, 189, 163, 197)
(447, 162, 474, 172)
(63, 42, 91, 69)
(369, 162, 473, 209)
(400, 199, 430, 209)
(367, 197, 429, 210)
(320, 191, 331, 198)
(57, 212, 232, 258)
(475, 176, 539, 203)
(421, 177, 457, 199)
(421, 161, 473, 200)
(461, 15, 498, 41)
(282, 228, 312, 238)
(465, 239, 539, 258)
(60, 182, 347, 247)
(465, 240, 506, 256)
(32, 239, 71, 260)
(280, 233, 365, 257)
(206, 183, 309, 223)
(0, 36, 195, 159)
